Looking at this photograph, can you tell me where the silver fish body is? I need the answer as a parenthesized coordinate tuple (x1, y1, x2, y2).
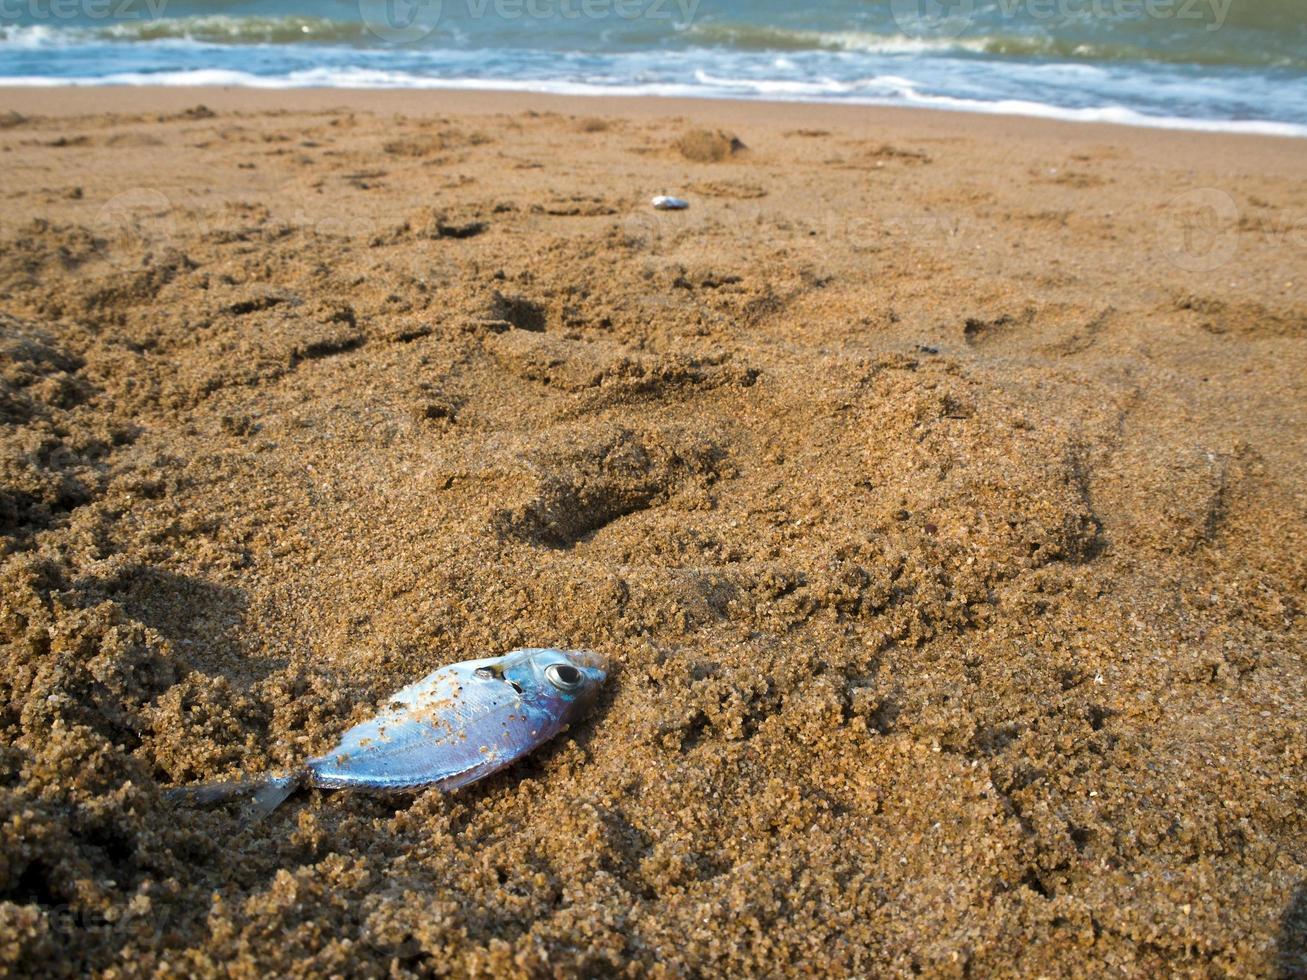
(168, 648, 607, 816)
(306, 647, 607, 792)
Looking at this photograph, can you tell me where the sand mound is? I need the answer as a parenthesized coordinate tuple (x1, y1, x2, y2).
(675, 128, 747, 162)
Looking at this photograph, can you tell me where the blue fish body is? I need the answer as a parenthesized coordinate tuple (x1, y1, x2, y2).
(306, 648, 607, 792)
(168, 648, 607, 816)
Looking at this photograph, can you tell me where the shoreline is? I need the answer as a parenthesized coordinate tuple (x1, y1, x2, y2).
(4, 80, 1306, 140)
(6, 84, 1307, 168)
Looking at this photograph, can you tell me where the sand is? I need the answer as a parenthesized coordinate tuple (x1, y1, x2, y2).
(0, 86, 1304, 977)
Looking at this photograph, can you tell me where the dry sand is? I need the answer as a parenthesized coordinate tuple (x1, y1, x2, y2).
(0, 87, 1304, 977)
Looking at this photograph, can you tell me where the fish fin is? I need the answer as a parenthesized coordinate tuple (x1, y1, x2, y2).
(166, 771, 304, 820)
(166, 778, 262, 807)
(242, 773, 301, 823)
(431, 756, 511, 793)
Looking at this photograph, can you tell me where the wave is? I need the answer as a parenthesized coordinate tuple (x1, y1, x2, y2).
(0, 16, 375, 47)
(4, 66, 1304, 138)
(103, 15, 372, 45)
(684, 22, 1307, 71)
(2, 16, 1304, 71)
(683, 24, 981, 55)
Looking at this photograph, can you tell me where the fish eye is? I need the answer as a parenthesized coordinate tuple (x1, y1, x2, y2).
(545, 663, 584, 691)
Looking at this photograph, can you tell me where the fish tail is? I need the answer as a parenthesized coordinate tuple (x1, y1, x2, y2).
(248, 773, 300, 820)
(166, 771, 304, 820)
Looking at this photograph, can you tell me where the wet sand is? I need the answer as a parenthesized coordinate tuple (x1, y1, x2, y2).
(0, 87, 1305, 976)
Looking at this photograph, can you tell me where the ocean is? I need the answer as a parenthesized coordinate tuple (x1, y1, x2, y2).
(1, 0, 1305, 135)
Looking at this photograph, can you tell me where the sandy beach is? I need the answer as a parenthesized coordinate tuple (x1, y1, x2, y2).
(0, 86, 1304, 976)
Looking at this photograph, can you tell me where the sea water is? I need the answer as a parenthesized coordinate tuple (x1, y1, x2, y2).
(1, 0, 1304, 134)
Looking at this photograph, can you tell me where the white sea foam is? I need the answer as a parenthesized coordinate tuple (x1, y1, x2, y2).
(0, 23, 85, 48)
(886, 90, 1307, 137)
(3, 65, 1303, 138)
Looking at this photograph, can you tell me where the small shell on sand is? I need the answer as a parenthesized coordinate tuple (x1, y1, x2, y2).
(651, 195, 689, 210)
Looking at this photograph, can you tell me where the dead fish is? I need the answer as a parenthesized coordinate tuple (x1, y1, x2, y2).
(167, 648, 607, 817)
(651, 195, 689, 210)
